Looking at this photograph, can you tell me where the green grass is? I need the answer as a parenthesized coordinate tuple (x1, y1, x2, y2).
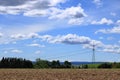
(87, 64, 101, 68)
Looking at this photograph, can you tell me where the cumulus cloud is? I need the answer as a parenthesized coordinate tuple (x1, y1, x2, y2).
(10, 32, 41, 41)
(27, 43, 45, 47)
(91, 18, 113, 25)
(1, 32, 40, 44)
(95, 27, 120, 34)
(102, 49, 120, 54)
(11, 49, 23, 53)
(3, 33, 120, 54)
(9, 33, 103, 48)
(93, 0, 102, 7)
(23, 9, 49, 17)
(40, 34, 91, 44)
(0, 0, 66, 15)
(28, 33, 40, 38)
(68, 18, 84, 25)
(11, 34, 26, 40)
(0, 0, 87, 25)
(0, 0, 29, 6)
(94, 20, 120, 34)
(83, 40, 103, 49)
(0, 24, 52, 44)
(49, 6, 87, 25)
(0, 32, 40, 44)
(3, 48, 23, 54)
(41, 34, 120, 54)
(49, 6, 86, 19)
(98, 44, 120, 54)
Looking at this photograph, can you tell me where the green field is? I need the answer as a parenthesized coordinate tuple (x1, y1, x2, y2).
(87, 64, 101, 68)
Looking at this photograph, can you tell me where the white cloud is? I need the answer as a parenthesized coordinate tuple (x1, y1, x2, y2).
(0, 32, 40, 44)
(40, 34, 107, 52)
(28, 33, 40, 38)
(49, 6, 87, 19)
(3, 33, 120, 54)
(35, 50, 41, 54)
(95, 20, 120, 34)
(93, 0, 102, 7)
(50, 0, 66, 6)
(101, 49, 120, 54)
(95, 26, 120, 34)
(83, 40, 103, 49)
(0, 0, 87, 25)
(91, 18, 114, 25)
(3, 48, 23, 54)
(116, 20, 120, 25)
(39, 35, 56, 43)
(10, 32, 40, 40)
(27, 43, 45, 48)
(0, 0, 66, 15)
(41, 34, 91, 44)
(98, 44, 120, 54)
(103, 44, 119, 49)
(11, 34, 26, 40)
(11, 49, 22, 53)
(49, 6, 87, 25)
(0, 23, 53, 44)
(110, 12, 116, 16)
(68, 18, 84, 25)
(23, 9, 49, 17)
(0, 33, 3, 37)
(4, 34, 104, 53)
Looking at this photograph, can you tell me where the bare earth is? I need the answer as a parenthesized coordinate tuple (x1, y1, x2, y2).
(0, 69, 120, 80)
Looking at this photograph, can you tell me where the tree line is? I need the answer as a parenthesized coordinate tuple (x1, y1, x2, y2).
(0, 57, 33, 68)
(0, 57, 71, 68)
(80, 62, 120, 69)
(1, 57, 120, 69)
(34, 58, 71, 68)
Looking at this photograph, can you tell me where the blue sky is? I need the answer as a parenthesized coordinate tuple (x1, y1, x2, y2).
(0, 0, 120, 62)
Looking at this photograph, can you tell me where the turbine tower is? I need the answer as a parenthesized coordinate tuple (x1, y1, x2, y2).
(92, 43, 95, 63)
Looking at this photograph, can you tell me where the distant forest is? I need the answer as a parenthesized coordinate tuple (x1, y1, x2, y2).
(0, 57, 120, 69)
(0, 57, 33, 68)
(0, 57, 71, 68)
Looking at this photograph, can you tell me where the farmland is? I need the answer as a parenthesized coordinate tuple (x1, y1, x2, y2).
(0, 69, 120, 80)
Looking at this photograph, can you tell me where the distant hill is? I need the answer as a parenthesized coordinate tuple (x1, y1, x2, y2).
(33, 61, 104, 65)
(70, 62, 104, 65)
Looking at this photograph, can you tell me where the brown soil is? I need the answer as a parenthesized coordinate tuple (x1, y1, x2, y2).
(0, 69, 120, 80)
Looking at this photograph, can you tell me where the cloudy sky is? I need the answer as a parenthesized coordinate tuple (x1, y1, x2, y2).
(0, 0, 120, 62)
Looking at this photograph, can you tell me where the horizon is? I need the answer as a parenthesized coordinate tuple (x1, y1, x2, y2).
(0, 0, 120, 62)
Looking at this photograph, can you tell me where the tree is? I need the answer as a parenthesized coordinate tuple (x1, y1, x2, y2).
(51, 60, 61, 68)
(112, 62, 120, 68)
(34, 58, 50, 68)
(0, 57, 33, 68)
(63, 61, 71, 68)
(98, 63, 112, 68)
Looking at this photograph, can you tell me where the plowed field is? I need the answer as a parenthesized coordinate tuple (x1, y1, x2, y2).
(0, 69, 120, 80)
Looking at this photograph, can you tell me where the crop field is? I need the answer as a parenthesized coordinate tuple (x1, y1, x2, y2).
(0, 69, 120, 80)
